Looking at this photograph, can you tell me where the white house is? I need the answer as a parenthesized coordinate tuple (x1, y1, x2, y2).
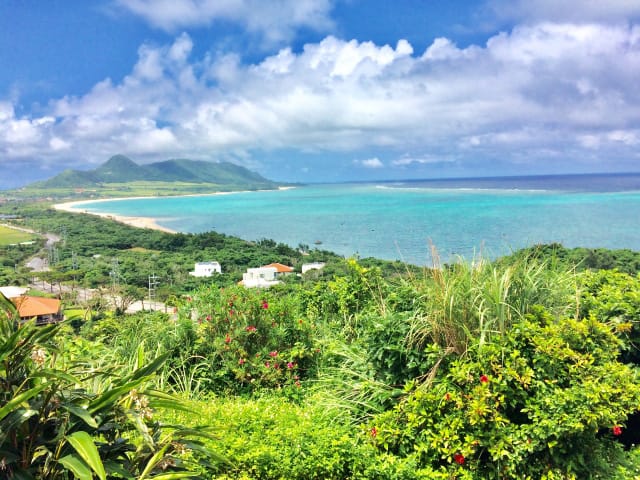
(241, 266, 280, 288)
(190, 261, 222, 277)
(301, 262, 326, 274)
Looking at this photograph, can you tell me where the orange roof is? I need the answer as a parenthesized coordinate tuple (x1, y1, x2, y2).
(11, 296, 61, 318)
(263, 262, 294, 273)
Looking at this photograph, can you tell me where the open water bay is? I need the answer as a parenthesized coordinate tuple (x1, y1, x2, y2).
(77, 173, 640, 265)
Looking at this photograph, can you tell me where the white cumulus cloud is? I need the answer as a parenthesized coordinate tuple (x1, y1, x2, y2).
(357, 157, 384, 168)
(115, 0, 334, 43)
(486, 0, 640, 24)
(2, 23, 640, 176)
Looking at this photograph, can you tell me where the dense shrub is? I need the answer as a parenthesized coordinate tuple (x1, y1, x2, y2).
(178, 284, 321, 394)
(370, 306, 640, 479)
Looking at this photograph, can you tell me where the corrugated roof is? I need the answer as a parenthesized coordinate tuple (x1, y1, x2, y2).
(12, 296, 61, 317)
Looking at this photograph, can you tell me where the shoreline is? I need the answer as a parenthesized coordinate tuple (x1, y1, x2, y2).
(52, 186, 295, 234)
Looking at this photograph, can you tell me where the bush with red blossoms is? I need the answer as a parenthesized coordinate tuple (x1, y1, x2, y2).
(178, 284, 319, 393)
(369, 306, 640, 479)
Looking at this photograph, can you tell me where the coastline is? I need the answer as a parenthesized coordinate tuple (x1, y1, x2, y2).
(53, 198, 178, 234)
(52, 186, 295, 235)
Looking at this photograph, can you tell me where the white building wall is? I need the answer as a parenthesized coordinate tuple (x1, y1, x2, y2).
(190, 261, 222, 277)
(242, 267, 280, 288)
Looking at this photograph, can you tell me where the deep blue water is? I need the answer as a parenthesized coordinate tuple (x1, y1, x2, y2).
(76, 173, 640, 265)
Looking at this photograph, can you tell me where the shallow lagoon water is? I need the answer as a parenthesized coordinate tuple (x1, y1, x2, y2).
(77, 174, 640, 265)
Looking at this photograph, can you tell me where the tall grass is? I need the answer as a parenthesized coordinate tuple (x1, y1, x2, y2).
(408, 254, 578, 355)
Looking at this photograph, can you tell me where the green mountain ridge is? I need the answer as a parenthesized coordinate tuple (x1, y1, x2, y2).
(29, 155, 277, 189)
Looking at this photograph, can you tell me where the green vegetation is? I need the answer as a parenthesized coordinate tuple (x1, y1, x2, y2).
(2, 202, 640, 479)
(9, 154, 284, 199)
(0, 225, 36, 245)
(0, 295, 216, 479)
(504, 242, 640, 275)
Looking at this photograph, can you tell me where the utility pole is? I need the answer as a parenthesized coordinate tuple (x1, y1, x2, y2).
(47, 245, 59, 266)
(109, 258, 120, 291)
(71, 251, 78, 287)
(148, 273, 160, 308)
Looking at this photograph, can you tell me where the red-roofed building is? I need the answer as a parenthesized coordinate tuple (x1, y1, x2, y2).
(11, 296, 63, 325)
(263, 263, 294, 274)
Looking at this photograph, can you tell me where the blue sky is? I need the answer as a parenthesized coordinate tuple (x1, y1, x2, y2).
(1, 0, 640, 188)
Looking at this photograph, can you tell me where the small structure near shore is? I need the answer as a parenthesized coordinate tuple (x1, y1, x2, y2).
(190, 261, 222, 277)
(240, 263, 294, 288)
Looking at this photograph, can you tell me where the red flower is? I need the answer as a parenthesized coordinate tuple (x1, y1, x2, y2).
(294, 380, 301, 387)
(444, 392, 451, 401)
(612, 425, 623, 436)
(224, 334, 231, 344)
(479, 375, 489, 384)
(262, 300, 269, 309)
(454, 453, 465, 465)
(370, 426, 377, 438)
(269, 350, 278, 357)
(246, 325, 257, 332)
(238, 358, 245, 365)
(287, 362, 294, 369)
(265, 362, 270, 368)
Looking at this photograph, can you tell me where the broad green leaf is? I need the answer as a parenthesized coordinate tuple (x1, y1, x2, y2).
(0, 383, 48, 421)
(59, 454, 92, 480)
(147, 473, 196, 479)
(88, 377, 147, 413)
(126, 353, 170, 383)
(66, 431, 106, 480)
(32, 369, 80, 384)
(0, 408, 38, 433)
(138, 444, 170, 480)
(62, 403, 98, 428)
(104, 459, 135, 479)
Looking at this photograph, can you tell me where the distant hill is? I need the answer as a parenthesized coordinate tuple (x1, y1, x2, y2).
(29, 155, 278, 190)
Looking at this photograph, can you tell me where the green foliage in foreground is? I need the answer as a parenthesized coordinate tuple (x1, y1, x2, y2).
(72, 256, 640, 479)
(0, 296, 216, 479)
(372, 307, 640, 479)
(3, 198, 640, 480)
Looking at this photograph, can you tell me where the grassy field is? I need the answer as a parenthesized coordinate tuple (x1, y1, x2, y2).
(0, 225, 36, 246)
(11, 180, 281, 200)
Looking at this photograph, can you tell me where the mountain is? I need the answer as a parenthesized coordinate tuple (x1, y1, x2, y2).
(31, 155, 277, 189)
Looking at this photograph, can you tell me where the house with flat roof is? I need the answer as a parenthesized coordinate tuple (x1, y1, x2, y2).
(241, 266, 280, 288)
(240, 263, 295, 288)
(190, 261, 222, 277)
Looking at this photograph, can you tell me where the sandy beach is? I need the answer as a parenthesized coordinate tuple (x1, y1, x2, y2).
(52, 187, 295, 234)
(53, 198, 177, 234)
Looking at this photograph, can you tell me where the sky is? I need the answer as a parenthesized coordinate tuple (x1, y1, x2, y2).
(1, 0, 640, 188)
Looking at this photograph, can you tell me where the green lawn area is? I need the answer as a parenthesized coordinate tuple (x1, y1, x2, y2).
(0, 225, 36, 246)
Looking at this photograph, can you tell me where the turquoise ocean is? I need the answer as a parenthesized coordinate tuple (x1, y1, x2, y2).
(76, 173, 640, 265)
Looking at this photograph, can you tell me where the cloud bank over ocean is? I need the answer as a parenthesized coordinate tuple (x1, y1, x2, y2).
(1, 0, 639, 185)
